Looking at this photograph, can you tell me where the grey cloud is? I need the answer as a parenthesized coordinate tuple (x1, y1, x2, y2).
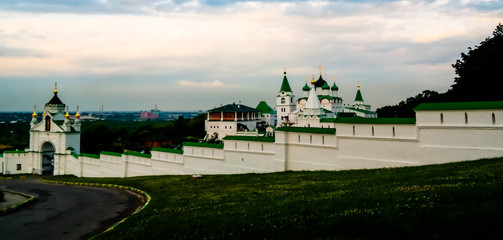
(0, 43, 47, 58)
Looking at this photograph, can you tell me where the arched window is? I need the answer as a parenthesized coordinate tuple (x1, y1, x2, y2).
(322, 136, 325, 145)
(235, 142, 237, 149)
(440, 113, 444, 124)
(352, 126, 355, 136)
(298, 135, 300, 143)
(372, 126, 374, 136)
(45, 116, 51, 131)
(392, 127, 395, 137)
(247, 143, 250, 150)
(492, 112, 496, 124)
(310, 135, 312, 144)
(465, 112, 468, 124)
(281, 98, 285, 104)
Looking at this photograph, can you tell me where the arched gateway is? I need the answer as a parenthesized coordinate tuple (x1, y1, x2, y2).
(25, 84, 81, 175)
(41, 142, 55, 175)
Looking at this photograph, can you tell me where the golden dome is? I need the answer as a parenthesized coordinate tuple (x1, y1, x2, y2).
(54, 82, 58, 93)
(32, 106, 37, 118)
(311, 75, 315, 85)
(65, 106, 70, 119)
(75, 106, 80, 118)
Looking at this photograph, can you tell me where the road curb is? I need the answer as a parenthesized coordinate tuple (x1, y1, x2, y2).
(40, 179, 151, 239)
(0, 189, 37, 216)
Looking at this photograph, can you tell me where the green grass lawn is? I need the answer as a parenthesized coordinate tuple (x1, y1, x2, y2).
(47, 157, 503, 239)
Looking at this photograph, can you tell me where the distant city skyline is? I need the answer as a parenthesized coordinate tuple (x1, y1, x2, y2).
(0, 0, 502, 112)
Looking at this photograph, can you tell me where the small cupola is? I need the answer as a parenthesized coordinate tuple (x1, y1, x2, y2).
(75, 106, 80, 119)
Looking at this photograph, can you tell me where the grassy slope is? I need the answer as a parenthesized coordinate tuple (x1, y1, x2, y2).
(48, 158, 503, 239)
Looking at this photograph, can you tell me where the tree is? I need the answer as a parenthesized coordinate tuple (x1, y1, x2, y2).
(450, 23, 503, 101)
(377, 23, 503, 117)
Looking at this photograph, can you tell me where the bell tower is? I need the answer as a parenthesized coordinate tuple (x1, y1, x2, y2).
(276, 68, 296, 127)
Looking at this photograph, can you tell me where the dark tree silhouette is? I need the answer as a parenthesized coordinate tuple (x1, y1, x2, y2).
(377, 23, 503, 117)
(449, 23, 503, 101)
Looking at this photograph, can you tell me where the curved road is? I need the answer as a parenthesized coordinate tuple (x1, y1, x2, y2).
(0, 176, 143, 240)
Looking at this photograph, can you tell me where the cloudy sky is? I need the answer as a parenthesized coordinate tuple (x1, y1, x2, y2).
(0, 0, 501, 112)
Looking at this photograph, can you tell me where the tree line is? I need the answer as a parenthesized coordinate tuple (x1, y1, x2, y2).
(0, 114, 206, 154)
(80, 114, 206, 154)
(377, 24, 503, 118)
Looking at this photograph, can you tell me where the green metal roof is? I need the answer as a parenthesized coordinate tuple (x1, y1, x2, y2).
(80, 153, 100, 159)
(279, 74, 292, 92)
(223, 135, 275, 142)
(344, 107, 376, 114)
(3, 150, 26, 154)
(302, 83, 311, 91)
(413, 101, 503, 111)
(124, 151, 151, 158)
(100, 151, 122, 157)
(256, 101, 274, 114)
(184, 142, 224, 149)
(276, 126, 336, 134)
(331, 82, 339, 91)
(354, 89, 364, 102)
(151, 147, 183, 155)
(321, 82, 330, 90)
(208, 103, 258, 113)
(298, 95, 342, 102)
(336, 117, 416, 124)
(320, 118, 337, 123)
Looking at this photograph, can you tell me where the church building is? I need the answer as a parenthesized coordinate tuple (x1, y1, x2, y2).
(0, 84, 80, 175)
(278, 66, 377, 128)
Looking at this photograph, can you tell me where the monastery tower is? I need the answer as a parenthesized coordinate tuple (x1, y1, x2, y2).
(276, 68, 296, 127)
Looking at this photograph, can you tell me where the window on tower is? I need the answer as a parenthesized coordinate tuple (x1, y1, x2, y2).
(281, 98, 285, 104)
(45, 116, 51, 131)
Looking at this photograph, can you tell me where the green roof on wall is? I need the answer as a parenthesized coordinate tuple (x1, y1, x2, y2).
(336, 117, 416, 124)
(276, 127, 336, 134)
(414, 101, 503, 110)
(151, 147, 184, 154)
(223, 136, 275, 142)
(183, 142, 224, 149)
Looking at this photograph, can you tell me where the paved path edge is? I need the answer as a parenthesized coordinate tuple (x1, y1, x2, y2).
(40, 178, 152, 239)
(0, 189, 38, 216)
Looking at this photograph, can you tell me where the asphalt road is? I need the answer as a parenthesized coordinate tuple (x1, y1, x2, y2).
(0, 176, 143, 240)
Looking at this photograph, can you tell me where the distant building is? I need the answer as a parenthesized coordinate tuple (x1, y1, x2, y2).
(205, 103, 260, 140)
(141, 105, 160, 120)
(256, 101, 277, 127)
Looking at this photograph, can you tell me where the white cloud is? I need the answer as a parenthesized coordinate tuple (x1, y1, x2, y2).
(0, 0, 502, 110)
(178, 80, 240, 88)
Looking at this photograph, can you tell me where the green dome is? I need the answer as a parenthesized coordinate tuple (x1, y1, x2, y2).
(321, 82, 330, 90)
(302, 83, 311, 91)
(331, 83, 339, 91)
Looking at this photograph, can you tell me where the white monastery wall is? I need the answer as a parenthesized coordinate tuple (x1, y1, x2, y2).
(4, 108, 503, 178)
(65, 155, 81, 177)
(80, 156, 102, 177)
(223, 140, 275, 173)
(98, 155, 124, 178)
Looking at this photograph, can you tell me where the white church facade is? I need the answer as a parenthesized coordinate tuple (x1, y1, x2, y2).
(1, 77, 503, 177)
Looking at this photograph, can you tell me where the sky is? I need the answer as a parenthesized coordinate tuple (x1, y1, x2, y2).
(0, 0, 502, 112)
